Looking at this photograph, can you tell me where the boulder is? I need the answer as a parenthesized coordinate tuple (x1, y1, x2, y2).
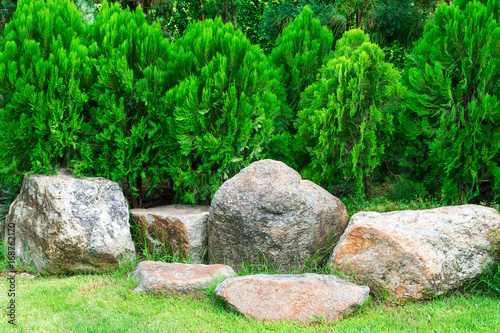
(208, 159, 348, 271)
(130, 205, 209, 262)
(214, 274, 370, 322)
(4, 170, 136, 274)
(330, 205, 500, 299)
(131, 261, 236, 295)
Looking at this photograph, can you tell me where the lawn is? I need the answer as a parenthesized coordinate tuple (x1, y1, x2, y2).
(0, 272, 499, 332)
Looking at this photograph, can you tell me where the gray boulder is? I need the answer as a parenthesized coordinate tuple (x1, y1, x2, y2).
(4, 170, 136, 274)
(330, 205, 500, 299)
(130, 205, 210, 262)
(208, 159, 348, 271)
(214, 274, 370, 322)
(132, 261, 236, 295)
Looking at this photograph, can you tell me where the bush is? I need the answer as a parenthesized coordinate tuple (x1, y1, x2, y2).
(401, 0, 500, 201)
(0, 0, 96, 180)
(295, 29, 405, 196)
(162, 18, 288, 203)
(86, 1, 179, 207)
(269, 6, 333, 113)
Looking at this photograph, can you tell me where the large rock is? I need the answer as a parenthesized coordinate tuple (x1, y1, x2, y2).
(214, 274, 370, 322)
(131, 261, 236, 295)
(130, 205, 209, 262)
(208, 159, 348, 271)
(330, 205, 500, 300)
(4, 170, 136, 274)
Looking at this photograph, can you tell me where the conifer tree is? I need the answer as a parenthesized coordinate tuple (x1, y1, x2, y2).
(163, 18, 288, 203)
(87, 1, 179, 207)
(295, 29, 405, 196)
(0, 0, 96, 180)
(402, 0, 500, 201)
(270, 6, 333, 113)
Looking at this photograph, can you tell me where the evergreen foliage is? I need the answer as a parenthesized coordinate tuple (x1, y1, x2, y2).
(260, 0, 346, 51)
(269, 6, 333, 113)
(0, 0, 96, 180)
(402, 0, 500, 201)
(295, 29, 405, 196)
(87, 0, 179, 207)
(367, 0, 436, 48)
(163, 18, 287, 203)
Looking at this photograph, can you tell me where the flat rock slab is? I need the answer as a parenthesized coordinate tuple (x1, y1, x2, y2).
(130, 205, 209, 262)
(132, 261, 236, 295)
(208, 159, 348, 271)
(214, 274, 369, 323)
(330, 205, 500, 300)
(4, 170, 136, 274)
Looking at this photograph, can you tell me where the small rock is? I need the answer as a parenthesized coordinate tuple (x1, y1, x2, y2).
(330, 205, 500, 299)
(131, 261, 236, 295)
(4, 169, 136, 274)
(208, 159, 348, 271)
(214, 274, 369, 322)
(18, 272, 35, 279)
(130, 205, 209, 262)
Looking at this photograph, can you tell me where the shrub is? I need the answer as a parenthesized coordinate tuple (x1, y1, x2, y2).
(0, 0, 96, 180)
(401, 0, 500, 201)
(162, 18, 288, 203)
(295, 29, 405, 196)
(269, 6, 333, 113)
(86, 1, 179, 207)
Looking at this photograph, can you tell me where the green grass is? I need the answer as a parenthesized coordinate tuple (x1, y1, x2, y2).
(0, 194, 499, 331)
(0, 273, 499, 332)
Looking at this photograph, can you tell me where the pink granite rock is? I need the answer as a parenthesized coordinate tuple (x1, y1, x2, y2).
(132, 261, 236, 295)
(330, 205, 500, 299)
(214, 274, 369, 322)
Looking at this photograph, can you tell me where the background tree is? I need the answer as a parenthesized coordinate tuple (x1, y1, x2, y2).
(87, 0, 180, 207)
(260, 0, 346, 52)
(161, 18, 289, 203)
(367, 0, 441, 48)
(401, 0, 500, 201)
(0, 0, 96, 181)
(295, 29, 405, 196)
(269, 6, 333, 113)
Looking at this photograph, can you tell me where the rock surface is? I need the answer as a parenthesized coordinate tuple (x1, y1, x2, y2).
(130, 205, 209, 262)
(214, 274, 370, 322)
(208, 159, 348, 270)
(4, 170, 136, 274)
(330, 205, 500, 299)
(131, 261, 236, 295)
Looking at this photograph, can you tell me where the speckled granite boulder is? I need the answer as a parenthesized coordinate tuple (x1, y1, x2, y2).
(330, 205, 500, 299)
(130, 205, 210, 262)
(4, 170, 136, 274)
(208, 159, 348, 270)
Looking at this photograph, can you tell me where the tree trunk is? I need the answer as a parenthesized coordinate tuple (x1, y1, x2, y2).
(363, 174, 371, 197)
(356, 10, 362, 28)
(199, 0, 205, 22)
(231, 0, 237, 28)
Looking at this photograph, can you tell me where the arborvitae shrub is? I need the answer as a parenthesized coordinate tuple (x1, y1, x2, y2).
(163, 18, 288, 203)
(402, 0, 500, 201)
(0, 0, 96, 180)
(295, 29, 405, 196)
(87, 1, 179, 207)
(270, 6, 333, 113)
